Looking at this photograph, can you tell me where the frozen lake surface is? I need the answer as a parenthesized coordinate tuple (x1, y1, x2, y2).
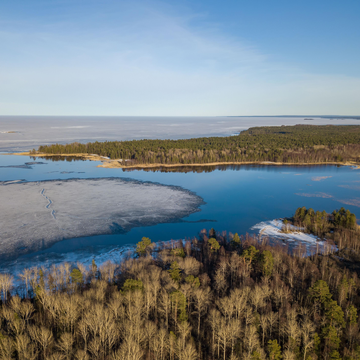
(0, 178, 202, 259)
(1, 115, 360, 152)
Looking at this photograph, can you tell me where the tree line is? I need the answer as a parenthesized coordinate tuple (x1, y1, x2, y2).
(34, 125, 360, 166)
(289, 207, 360, 256)
(292, 206, 357, 235)
(0, 208, 359, 359)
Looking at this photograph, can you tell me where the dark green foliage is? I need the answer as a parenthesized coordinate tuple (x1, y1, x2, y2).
(171, 247, 186, 258)
(70, 268, 83, 285)
(313, 333, 321, 357)
(168, 261, 182, 283)
(259, 250, 274, 276)
(268, 339, 282, 360)
(294, 206, 307, 222)
(295, 206, 357, 232)
(170, 290, 187, 322)
(347, 305, 358, 325)
(122, 278, 144, 292)
(333, 207, 357, 229)
(292, 206, 359, 252)
(185, 275, 200, 289)
(231, 233, 241, 249)
(135, 236, 154, 256)
(208, 238, 220, 252)
(251, 351, 263, 360)
(37, 125, 360, 166)
(242, 245, 259, 264)
(325, 300, 346, 328)
(309, 280, 332, 304)
(322, 325, 341, 351)
(38, 268, 45, 289)
(330, 350, 342, 360)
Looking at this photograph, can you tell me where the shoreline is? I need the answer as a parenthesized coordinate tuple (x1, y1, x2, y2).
(0, 177, 203, 261)
(6, 151, 360, 169)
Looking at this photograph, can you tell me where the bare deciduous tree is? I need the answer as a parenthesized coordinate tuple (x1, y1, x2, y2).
(29, 325, 54, 358)
(0, 273, 13, 302)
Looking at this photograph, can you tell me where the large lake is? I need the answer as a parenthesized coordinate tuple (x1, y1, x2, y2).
(2, 115, 360, 151)
(0, 153, 359, 275)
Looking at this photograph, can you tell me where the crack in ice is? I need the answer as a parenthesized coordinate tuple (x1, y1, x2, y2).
(0, 178, 203, 260)
(40, 189, 56, 220)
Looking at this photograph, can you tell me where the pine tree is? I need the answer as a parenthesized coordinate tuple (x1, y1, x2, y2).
(135, 237, 154, 256)
(268, 340, 282, 360)
(308, 280, 332, 305)
(70, 268, 83, 285)
(169, 262, 182, 283)
(259, 250, 274, 276)
(208, 238, 220, 253)
(231, 233, 241, 249)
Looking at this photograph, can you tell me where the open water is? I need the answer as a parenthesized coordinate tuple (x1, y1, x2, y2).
(0, 153, 359, 275)
(1, 115, 360, 274)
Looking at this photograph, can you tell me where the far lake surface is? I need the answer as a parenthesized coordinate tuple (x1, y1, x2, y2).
(0, 154, 359, 275)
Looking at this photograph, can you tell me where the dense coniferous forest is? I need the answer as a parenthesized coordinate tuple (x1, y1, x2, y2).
(0, 208, 360, 359)
(291, 207, 357, 237)
(36, 125, 360, 166)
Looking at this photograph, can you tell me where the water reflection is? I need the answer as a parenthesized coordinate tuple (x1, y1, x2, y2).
(31, 155, 86, 162)
(121, 164, 344, 174)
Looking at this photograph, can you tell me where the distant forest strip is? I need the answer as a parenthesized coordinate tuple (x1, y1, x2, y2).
(0, 207, 359, 359)
(36, 125, 360, 166)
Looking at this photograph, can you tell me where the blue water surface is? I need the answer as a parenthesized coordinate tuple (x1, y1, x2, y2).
(1, 154, 359, 269)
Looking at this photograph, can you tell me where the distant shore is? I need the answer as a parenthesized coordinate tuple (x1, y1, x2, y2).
(8, 151, 360, 169)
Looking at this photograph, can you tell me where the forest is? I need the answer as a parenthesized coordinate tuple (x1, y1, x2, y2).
(35, 125, 360, 166)
(0, 208, 359, 359)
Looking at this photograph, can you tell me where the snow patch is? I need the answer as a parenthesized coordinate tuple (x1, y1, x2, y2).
(251, 219, 323, 244)
(251, 219, 338, 255)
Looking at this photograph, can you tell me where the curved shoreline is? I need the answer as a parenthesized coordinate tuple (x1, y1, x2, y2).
(7, 151, 360, 169)
(0, 177, 204, 261)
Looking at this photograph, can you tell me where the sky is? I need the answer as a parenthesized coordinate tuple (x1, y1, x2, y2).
(0, 0, 359, 116)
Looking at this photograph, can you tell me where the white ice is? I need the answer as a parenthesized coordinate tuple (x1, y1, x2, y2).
(0, 178, 202, 259)
(1, 116, 360, 152)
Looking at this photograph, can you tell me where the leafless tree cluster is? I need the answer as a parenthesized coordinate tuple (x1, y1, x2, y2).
(0, 231, 359, 360)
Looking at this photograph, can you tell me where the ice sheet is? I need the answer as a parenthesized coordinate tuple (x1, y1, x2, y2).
(1, 115, 360, 152)
(0, 178, 203, 259)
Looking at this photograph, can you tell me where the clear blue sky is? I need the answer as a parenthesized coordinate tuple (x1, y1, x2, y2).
(1, 0, 359, 116)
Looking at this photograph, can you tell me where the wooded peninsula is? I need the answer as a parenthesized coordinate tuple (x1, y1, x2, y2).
(0, 207, 359, 359)
(34, 125, 360, 167)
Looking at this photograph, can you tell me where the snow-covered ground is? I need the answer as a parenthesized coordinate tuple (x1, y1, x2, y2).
(251, 219, 322, 243)
(251, 219, 337, 254)
(0, 178, 203, 259)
